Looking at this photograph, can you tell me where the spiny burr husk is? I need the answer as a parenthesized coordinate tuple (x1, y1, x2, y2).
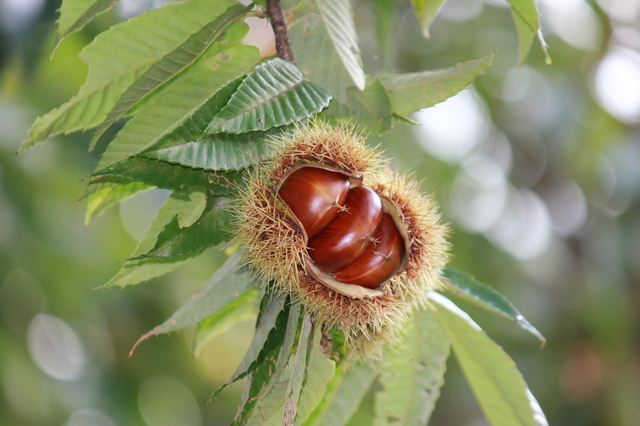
(233, 122, 449, 361)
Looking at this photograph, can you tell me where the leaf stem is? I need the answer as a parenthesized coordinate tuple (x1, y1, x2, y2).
(266, 0, 294, 62)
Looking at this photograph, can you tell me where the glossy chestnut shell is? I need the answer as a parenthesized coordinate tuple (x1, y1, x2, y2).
(333, 213, 405, 289)
(278, 165, 407, 290)
(278, 167, 350, 239)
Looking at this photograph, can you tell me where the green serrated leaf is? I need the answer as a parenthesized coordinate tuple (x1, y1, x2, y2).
(391, 112, 420, 126)
(84, 180, 150, 226)
(372, 0, 400, 69)
(89, 2, 253, 149)
(140, 128, 283, 172)
(213, 294, 288, 402)
(91, 156, 245, 194)
(101, 191, 208, 288)
(240, 378, 290, 426)
(205, 58, 331, 134)
(346, 78, 393, 135)
(274, 304, 303, 385)
(53, 0, 119, 54)
(194, 287, 261, 357)
(429, 293, 548, 426)
(286, 0, 365, 103)
(234, 341, 286, 426)
(322, 78, 393, 134)
(410, 0, 447, 38)
(21, 0, 243, 152)
(283, 314, 313, 426)
(443, 268, 546, 345)
(295, 326, 336, 425)
(94, 42, 262, 171)
(130, 251, 258, 354)
(133, 195, 234, 260)
(506, 0, 550, 66)
(230, 301, 312, 426)
(374, 308, 450, 426)
(303, 363, 377, 426)
(380, 54, 494, 116)
(108, 253, 208, 289)
(127, 190, 207, 255)
(128, 71, 246, 164)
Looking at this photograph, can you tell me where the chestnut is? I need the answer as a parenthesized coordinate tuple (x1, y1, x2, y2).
(234, 123, 450, 355)
(333, 213, 405, 289)
(278, 167, 350, 238)
(307, 186, 383, 273)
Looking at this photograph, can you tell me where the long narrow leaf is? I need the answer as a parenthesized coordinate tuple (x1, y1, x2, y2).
(91, 156, 246, 193)
(374, 308, 450, 426)
(130, 251, 258, 354)
(84, 181, 150, 226)
(287, 0, 365, 103)
(89, 2, 253, 149)
(274, 304, 303, 384)
(82, 62, 251, 212)
(194, 287, 261, 357)
(443, 268, 545, 345)
(94, 42, 261, 171)
(205, 58, 331, 135)
(372, 0, 400, 68)
(212, 294, 288, 401)
(349, 78, 393, 133)
(283, 314, 313, 426)
(380, 54, 494, 116)
(429, 293, 548, 426)
(295, 327, 336, 425)
(233, 340, 288, 426)
(410, 0, 447, 38)
(101, 191, 208, 288)
(303, 363, 378, 426)
(131, 195, 234, 260)
(140, 128, 282, 172)
(53, 0, 119, 54)
(230, 302, 300, 421)
(506, 0, 550, 65)
(238, 378, 289, 426)
(21, 0, 243, 151)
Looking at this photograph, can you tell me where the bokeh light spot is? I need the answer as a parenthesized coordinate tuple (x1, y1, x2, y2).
(488, 189, 552, 260)
(0, 0, 44, 34)
(64, 408, 118, 426)
(541, 0, 602, 51)
(413, 89, 489, 163)
(449, 155, 509, 233)
(593, 47, 640, 124)
(27, 314, 86, 381)
(542, 179, 588, 236)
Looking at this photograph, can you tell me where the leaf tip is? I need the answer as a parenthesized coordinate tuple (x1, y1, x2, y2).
(538, 30, 552, 66)
(129, 330, 157, 357)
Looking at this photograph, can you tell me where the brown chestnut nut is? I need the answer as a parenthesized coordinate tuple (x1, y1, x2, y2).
(333, 213, 405, 289)
(308, 186, 383, 273)
(278, 167, 350, 238)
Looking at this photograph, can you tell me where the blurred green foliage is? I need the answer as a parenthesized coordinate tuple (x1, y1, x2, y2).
(1, 0, 639, 425)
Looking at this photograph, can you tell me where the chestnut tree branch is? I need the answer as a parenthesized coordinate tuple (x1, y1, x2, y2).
(266, 0, 294, 62)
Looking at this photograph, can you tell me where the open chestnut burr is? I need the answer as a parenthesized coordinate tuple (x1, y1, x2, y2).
(234, 123, 449, 357)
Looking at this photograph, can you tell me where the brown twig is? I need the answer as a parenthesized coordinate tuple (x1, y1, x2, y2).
(266, 0, 294, 62)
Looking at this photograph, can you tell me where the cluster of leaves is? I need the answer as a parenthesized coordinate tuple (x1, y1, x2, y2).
(21, 0, 550, 425)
